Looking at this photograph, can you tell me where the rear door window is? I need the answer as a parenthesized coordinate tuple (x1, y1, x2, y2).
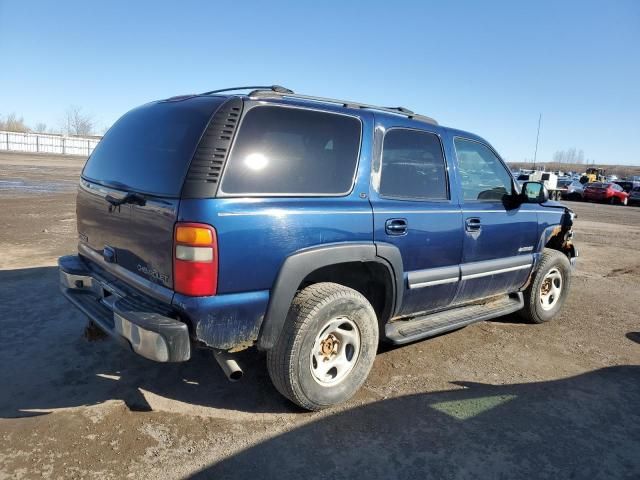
(83, 96, 225, 197)
(379, 129, 448, 200)
(220, 106, 361, 196)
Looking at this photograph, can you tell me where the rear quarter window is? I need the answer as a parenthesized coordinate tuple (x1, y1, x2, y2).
(220, 106, 361, 196)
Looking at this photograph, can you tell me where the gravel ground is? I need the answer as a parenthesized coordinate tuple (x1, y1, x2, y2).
(0, 152, 639, 479)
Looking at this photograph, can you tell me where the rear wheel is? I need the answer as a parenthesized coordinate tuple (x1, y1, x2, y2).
(519, 249, 571, 324)
(267, 282, 379, 411)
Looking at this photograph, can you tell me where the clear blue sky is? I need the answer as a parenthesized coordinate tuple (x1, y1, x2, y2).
(1, 0, 638, 164)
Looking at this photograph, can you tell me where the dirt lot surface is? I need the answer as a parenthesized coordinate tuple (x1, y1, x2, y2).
(1, 152, 639, 479)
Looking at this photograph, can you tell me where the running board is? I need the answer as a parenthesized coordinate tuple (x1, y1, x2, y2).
(385, 293, 524, 345)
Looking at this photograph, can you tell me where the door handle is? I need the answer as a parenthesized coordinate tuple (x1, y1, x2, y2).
(385, 218, 408, 236)
(465, 217, 481, 232)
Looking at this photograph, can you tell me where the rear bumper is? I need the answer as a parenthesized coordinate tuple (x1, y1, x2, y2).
(59, 255, 190, 362)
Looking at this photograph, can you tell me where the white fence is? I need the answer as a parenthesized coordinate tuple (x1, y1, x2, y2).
(0, 131, 101, 156)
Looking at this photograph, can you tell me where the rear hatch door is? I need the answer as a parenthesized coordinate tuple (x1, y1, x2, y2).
(77, 95, 225, 290)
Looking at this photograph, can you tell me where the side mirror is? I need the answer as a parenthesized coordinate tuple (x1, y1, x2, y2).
(521, 181, 549, 203)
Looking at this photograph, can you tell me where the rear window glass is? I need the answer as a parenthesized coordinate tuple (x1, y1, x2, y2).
(83, 97, 224, 197)
(221, 106, 361, 195)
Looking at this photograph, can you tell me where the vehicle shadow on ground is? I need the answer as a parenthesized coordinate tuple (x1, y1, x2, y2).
(190, 365, 640, 479)
(627, 332, 640, 344)
(486, 311, 528, 324)
(1, 266, 535, 418)
(2, 266, 637, 423)
(0, 266, 293, 417)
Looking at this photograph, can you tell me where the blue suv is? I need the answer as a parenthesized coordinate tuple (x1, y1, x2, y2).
(59, 86, 578, 410)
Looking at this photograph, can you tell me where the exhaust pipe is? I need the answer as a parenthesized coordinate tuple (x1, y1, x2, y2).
(213, 350, 243, 382)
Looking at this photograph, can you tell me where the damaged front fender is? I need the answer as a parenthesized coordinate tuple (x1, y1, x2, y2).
(537, 206, 578, 263)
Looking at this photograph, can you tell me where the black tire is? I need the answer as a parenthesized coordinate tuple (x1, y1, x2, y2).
(519, 249, 571, 324)
(267, 282, 379, 411)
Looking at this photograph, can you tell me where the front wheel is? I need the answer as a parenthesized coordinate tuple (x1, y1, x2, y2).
(519, 249, 572, 324)
(267, 282, 379, 411)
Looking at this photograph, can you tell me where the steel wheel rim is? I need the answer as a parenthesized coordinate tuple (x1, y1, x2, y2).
(309, 316, 361, 386)
(539, 268, 563, 311)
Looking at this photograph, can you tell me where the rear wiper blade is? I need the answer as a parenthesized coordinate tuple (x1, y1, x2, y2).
(105, 191, 147, 207)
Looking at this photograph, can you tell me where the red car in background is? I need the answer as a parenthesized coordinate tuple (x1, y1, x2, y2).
(583, 182, 629, 205)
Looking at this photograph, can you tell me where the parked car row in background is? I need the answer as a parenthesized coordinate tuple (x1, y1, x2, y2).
(512, 167, 639, 206)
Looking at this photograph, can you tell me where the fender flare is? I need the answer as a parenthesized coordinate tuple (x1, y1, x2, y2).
(257, 242, 404, 351)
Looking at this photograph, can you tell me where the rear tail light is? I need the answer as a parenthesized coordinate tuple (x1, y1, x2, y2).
(174, 223, 217, 296)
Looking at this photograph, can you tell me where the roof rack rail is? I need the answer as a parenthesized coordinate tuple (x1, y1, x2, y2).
(249, 90, 438, 125)
(200, 85, 293, 96)
(387, 106, 414, 115)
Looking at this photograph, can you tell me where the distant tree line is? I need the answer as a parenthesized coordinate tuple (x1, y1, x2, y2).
(519, 147, 598, 166)
(0, 106, 96, 136)
(511, 146, 639, 176)
(553, 148, 585, 164)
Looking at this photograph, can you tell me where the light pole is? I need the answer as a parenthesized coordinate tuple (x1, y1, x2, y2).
(533, 113, 542, 170)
